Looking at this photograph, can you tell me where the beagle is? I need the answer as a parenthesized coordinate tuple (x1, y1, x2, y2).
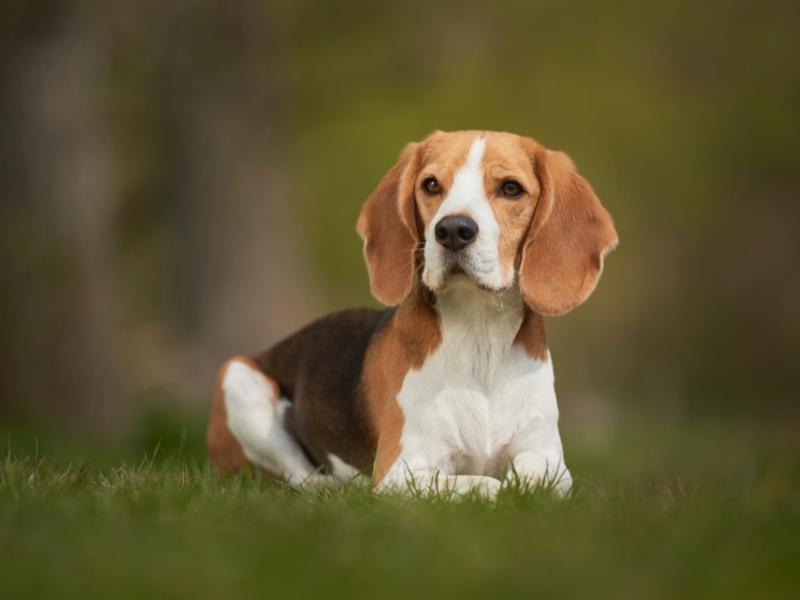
(206, 130, 618, 498)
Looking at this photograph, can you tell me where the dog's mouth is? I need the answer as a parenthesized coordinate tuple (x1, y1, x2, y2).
(448, 264, 467, 277)
(437, 257, 503, 293)
(440, 254, 471, 283)
(422, 243, 510, 294)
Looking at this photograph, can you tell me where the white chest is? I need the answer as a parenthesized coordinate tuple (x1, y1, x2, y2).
(394, 286, 558, 477)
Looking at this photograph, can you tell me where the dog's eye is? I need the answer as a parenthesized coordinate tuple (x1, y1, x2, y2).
(422, 177, 442, 195)
(500, 180, 524, 198)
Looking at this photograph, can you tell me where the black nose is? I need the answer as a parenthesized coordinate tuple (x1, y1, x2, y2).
(434, 215, 479, 251)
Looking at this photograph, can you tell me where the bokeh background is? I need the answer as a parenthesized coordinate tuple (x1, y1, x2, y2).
(2, 0, 798, 448)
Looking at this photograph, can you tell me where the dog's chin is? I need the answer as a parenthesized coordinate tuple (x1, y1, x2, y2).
(424, 264, 507, 295)
(441, 267, 473, 289)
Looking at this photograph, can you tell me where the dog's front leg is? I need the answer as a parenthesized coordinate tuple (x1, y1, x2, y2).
(502, 377, 572, 497)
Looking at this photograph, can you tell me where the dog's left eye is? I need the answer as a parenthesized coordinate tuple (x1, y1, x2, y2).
(422, 177, 442, 195)
(500, 180, 524, 198)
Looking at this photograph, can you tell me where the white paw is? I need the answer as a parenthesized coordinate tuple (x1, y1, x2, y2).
(474, 476, 502, 500)
(551, 469, 573, 499)
(509, 454, 573, 499)
(447, 475, 502, 500)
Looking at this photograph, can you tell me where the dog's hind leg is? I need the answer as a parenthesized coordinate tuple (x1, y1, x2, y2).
(209, 356, 329, 487)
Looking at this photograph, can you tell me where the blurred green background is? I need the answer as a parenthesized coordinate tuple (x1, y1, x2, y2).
(1, 0, 798, 441)
(2, 2, 800, 598)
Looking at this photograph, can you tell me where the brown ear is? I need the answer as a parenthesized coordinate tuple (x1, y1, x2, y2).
(519, 149, 618, 316)
(356, 143, 421, 306)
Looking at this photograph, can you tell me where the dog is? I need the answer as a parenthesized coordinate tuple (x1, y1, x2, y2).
(206, 130, 617, 498)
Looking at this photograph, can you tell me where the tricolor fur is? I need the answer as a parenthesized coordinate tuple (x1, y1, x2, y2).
(206, 130, 618, 498)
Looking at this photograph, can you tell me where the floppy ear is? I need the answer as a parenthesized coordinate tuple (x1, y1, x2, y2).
(519, 149, 618, 316)
(356, 143, 421, 306)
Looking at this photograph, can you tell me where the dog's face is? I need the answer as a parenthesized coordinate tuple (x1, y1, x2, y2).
(414, 131, 539, 293)
(358, 130, 618, 315)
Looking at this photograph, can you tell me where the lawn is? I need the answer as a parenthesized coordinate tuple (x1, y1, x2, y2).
(1, 414, 798, 599)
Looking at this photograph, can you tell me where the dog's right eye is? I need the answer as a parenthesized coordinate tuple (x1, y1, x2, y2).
(422, 177, 442, 195)
(500, 180, 524, 198)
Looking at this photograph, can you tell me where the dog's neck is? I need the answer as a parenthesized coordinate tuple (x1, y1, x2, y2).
(402, 277, 548, 369)
(418, 279, 543, 392)
(425, 277, 548, 366)
(433, 278, 525, 341)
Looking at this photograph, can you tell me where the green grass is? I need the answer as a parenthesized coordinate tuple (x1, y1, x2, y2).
(1, 416, 799, 599)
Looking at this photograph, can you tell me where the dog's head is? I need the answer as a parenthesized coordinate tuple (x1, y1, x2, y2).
(357, 130, 618, 315)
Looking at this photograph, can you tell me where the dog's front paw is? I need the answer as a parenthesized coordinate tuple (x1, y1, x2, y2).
(508, 452, 573, 499)
(475, 476, 503, 500)
(447, 475, 502, 500)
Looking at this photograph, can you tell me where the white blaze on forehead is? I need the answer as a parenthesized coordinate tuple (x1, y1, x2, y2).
(431, 137, 497, 226)
(447, 136, 486, 207)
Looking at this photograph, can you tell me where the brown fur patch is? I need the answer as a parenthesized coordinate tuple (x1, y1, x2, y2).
(361, 288, 442, 484)
(356, 143, 422, 306)
(513, 308, 549, 362)
(480, 132, 541, 281)
(519, 145, 618, 315)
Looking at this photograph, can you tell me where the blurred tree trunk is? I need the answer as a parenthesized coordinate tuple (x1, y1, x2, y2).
(155, 3, 314, 397)
(0, 2, 313, 433)
(1, 9, 123, 430)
